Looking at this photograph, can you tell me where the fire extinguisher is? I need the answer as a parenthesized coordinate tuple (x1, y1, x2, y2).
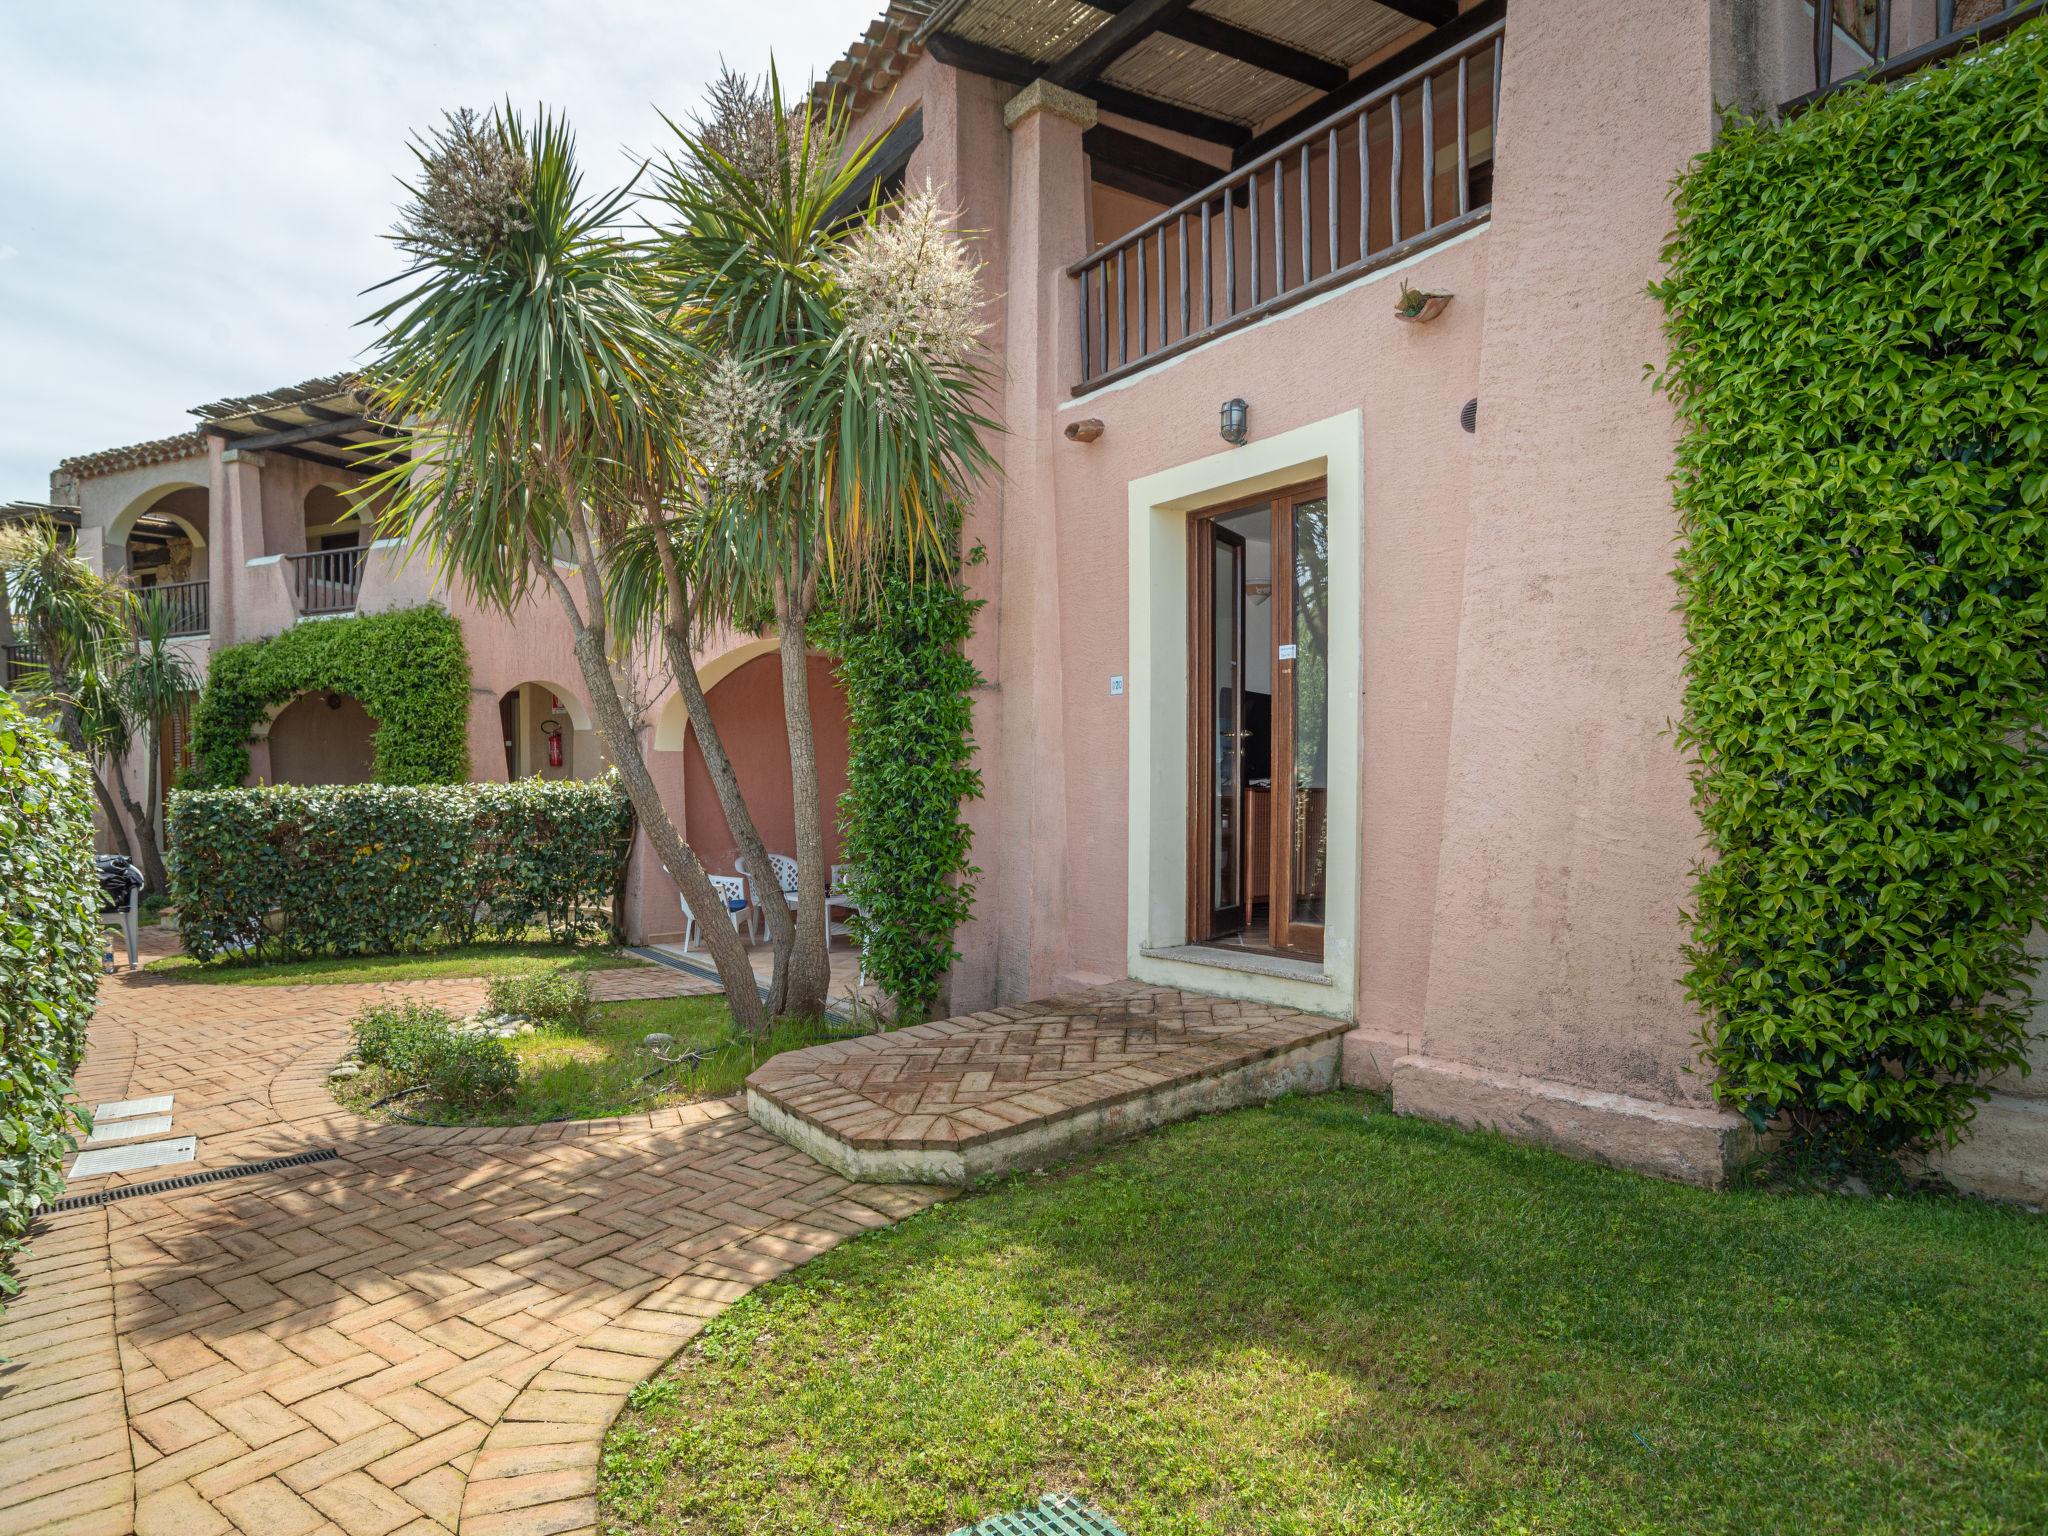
(541, 718, 565, 769)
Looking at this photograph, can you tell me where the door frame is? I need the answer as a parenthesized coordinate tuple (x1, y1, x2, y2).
(1186, 476, 1329, 959)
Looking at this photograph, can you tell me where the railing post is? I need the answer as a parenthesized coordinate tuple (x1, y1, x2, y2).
(1815, 0, 1835, 90)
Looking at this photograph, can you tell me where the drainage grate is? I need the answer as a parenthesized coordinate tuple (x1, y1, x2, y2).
(948, 1495, 1127, 1536)
(47, 1148, 341, 1213)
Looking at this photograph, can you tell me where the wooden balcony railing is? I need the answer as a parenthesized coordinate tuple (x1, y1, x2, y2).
(1070, 18, 1503, 392)
(1789, 0, 2046, 111)
(2, 641, 40, 689)
(140, 579, 209, 638)
(287, 547, 363, 616)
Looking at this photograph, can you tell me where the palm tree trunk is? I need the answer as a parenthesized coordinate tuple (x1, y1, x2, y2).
(648, 518, 795, 1015)
(47, 662, 134, 862)
(529, 520, 769, 1035)
(110, 759, 168, 894)
(775, 577, 832, 1019)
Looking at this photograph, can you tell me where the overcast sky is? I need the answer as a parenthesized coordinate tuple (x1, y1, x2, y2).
(0, 1, 877, 501)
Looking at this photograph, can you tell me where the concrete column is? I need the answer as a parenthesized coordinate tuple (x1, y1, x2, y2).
(211, 445, 268, 647)
(1402, 0, 1749, 1184)
(983, 79, 1094, 1005)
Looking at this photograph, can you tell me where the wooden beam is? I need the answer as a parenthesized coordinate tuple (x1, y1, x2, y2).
(824, 106, 925, 225)
(1090, 0, 1346, 91)
(1372, 0, 1457, 24)
(228, 414, 374, 453)
(1232, 0, 1502, 168)
(926, 31, 1250, 147)
(1050, 0, 1198, 88)
(1085, 124, 1227, 207)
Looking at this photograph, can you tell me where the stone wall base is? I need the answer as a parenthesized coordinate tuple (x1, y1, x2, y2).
(1391, 1053, 1755, 1188)
(1930, 1091, 2048, 1208)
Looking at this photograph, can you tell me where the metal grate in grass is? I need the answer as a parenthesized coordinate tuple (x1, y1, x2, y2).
(947, 1493, 1128, 1536)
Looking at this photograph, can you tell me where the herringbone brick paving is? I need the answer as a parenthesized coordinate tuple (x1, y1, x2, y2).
(0, 942, 943, 1536)
(750, 981, 1347, 1152)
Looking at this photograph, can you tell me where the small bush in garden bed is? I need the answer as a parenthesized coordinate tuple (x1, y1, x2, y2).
(170, 774, 634, 962)
(486, 970, 593, 1033)
(345, 1000, 516, 1113)
(0, 695, 100, 1315)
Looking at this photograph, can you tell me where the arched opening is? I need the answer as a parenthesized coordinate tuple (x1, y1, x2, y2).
(110, 485, 210, 634)
(496, 682, 602, 780)
(266, 690, 376, 786)
(681, 651, 851, 874)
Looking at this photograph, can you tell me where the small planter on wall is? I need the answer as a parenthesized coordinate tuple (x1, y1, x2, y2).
(1394, 283, 1453, 324)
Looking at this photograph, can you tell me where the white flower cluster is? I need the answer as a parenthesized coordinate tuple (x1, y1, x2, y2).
(831, 184, 985, 379)
(397, 108, 533, 261)
(693, 66, 784, 186)
(684, 354, 818, 493)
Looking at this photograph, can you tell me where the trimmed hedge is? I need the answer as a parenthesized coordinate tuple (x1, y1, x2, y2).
(170, 775, 635, 960)
(1657, 24, 2048, 1160)
(189, 604, 471, 787)
(1, 693, 99, 1306)
(820, 561, 985, 1022)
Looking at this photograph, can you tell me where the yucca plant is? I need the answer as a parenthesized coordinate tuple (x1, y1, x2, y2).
(640, 67, 996, 1018)
(0, 518, 141, 867)
(358, 105, 775, 1031)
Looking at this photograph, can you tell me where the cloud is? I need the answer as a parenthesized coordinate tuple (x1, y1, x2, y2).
(0, 0, 876, 499)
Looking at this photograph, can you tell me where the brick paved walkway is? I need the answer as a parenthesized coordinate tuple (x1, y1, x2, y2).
(0, 950, 944, 1536)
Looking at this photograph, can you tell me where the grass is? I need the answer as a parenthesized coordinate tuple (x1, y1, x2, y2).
(148, 940, 645, 987)
(333, 995, 850, 1126)
(602, 1092, 2048, 1536)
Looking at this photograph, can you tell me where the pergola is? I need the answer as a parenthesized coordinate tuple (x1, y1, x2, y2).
(191, 374, 403, 476)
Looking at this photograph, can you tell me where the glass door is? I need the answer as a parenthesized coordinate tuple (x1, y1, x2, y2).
(1193, 520, 1248, 937)
(1190, 484, 1328, 960)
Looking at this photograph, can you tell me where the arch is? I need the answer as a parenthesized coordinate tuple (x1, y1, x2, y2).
(265, 689, 376, 786)
(652, 634, 780, 750)
(107, 480, 208, 551)
(495, 680, 601, 781)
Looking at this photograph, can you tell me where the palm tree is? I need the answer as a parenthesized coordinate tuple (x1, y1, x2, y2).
(645, 68, 996, 1018)
(0, 518, 141, 866)
(119, 596, 198, 885)
(358, 106, 776, 1033)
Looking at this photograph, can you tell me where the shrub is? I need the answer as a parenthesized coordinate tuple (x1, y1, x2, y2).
(348, 1000, 516, 1111)
(1656, 23, 2048, 1165)
(170, 775, 634, 961)
(189, 604, 471, 788)
(0, 695, 99, 1310)
(818, 556, 985, 1022)
(352, 1000, 456, 1079)
(486, 971, 592, 1032)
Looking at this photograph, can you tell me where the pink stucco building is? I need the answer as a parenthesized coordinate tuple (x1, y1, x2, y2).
(9, 0, 2041, 1201)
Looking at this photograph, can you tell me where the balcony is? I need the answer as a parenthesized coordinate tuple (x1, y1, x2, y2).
(1070, 19, 1501, 391)
(139, 578, 209, 638)
(1788, 0, 2046, 111)
(288, 547, 363, 617)
(3, 640, 39, 690)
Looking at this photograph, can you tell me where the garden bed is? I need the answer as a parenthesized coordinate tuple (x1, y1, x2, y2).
(603, 1092, 2048, 1536)
(330, 988, 854, 1127)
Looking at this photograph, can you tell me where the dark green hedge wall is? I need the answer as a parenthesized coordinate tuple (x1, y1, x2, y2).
(0, 693, 99, 1304)
(189, 605, 471, 787)
(1657, 24, 2048, 1157)
(170, 776, 634, 960)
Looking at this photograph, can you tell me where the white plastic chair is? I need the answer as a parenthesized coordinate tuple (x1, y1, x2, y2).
(102, 884, 140, 972)
(735, 852, 800, 936)
(826, 863, 861, 951)
(679, 873, 751, 956)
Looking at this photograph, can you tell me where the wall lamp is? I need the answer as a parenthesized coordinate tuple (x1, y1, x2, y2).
(1219, 397, 1249, 447)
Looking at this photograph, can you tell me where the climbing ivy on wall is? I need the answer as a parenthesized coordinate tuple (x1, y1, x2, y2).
(1657, 24, 2048, 1164)
(188, 605, 471, 787)
(819, 556, 986, 1023)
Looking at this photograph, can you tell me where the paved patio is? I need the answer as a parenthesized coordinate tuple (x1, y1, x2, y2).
(0, 949, 944, 1536)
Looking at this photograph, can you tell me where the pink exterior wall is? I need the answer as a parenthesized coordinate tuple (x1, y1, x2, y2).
(680, 653, 851, 876)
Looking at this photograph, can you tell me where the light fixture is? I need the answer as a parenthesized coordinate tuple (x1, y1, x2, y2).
(1064, 417, 1104, 443)
(1219, 397, 1249, 446)
(324, 692, 344, 711)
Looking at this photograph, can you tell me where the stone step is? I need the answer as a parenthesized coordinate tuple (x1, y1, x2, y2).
(746, 981, 1347, 1185)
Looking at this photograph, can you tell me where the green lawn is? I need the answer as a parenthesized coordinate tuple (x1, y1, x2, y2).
(334, 995, 849, 1126)
(603, 1092, 2048, 1536)
(148, 941, 644, 987)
